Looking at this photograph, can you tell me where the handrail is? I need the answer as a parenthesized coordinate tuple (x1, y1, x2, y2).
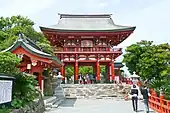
(55, 47, 122, 52)
(149, 94, 170, 113)
(122, 80, 170, 113)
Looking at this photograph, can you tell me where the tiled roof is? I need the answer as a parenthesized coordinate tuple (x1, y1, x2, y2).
(40, 14, 135, 32)
(1, 34, 62, 65)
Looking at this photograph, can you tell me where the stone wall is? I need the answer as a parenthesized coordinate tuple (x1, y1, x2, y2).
(62, 84, 131, 99)
(12, 93, 45, 113)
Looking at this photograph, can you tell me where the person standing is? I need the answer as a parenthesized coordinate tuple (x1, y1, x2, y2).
(141, 85, 150, 113)
(130, 84, 139, 112)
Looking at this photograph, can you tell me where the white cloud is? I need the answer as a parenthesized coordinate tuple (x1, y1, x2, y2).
(0, 0, 55, 17)
(117, 0, 170, 49)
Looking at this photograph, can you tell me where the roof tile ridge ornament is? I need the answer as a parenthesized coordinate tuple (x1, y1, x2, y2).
(17, 33, 28, 43)
(58, 13, 112, 19)
(18, 33, 24, 41)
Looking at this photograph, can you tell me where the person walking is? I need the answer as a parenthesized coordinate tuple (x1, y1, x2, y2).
(130, 84, 139, 112)
(141, 84, 151, 113)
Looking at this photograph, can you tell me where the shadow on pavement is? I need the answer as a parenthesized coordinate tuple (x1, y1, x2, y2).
(137, 110, 144, 112)
(59, 98, 77, 107)
(137, 110, 155, 113)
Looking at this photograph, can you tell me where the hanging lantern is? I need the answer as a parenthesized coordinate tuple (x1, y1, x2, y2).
(27, 64, 31, 69)
(32, 60, 37, 66)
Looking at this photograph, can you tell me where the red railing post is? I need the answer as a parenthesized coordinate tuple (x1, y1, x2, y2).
(160, 90, 164, 113)
(150, 89, 157, 111)
(149, 89, 170, 113)
(168, 101, 170, 113)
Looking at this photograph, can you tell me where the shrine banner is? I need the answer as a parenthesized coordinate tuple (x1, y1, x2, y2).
(0, 80, 13, 104)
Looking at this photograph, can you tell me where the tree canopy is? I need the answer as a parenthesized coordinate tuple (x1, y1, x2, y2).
(0, 15, 53, 54)
(123, 40, 170, 81)
(0, 52, 21, 75)
(123, 40, 170, 97)
(0, 52, 38, 109)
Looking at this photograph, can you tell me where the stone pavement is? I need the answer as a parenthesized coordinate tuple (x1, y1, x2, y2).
(45, 99, 156, 113)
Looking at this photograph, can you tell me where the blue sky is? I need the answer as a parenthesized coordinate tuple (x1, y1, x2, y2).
(0, 0, 170, 74)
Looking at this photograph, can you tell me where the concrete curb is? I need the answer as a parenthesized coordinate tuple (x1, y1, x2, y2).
(44, 96, 66, 111)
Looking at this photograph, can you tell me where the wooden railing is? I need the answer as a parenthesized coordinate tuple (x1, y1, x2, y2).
(149, 93, 170, 113)
(61, 47, 122, 52)
(122, 79, 170, 113)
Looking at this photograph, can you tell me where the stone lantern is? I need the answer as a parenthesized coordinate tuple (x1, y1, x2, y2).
(130, 72, 140, 85)
(56, 72, 63, 86)
(54, 72, 65, 99)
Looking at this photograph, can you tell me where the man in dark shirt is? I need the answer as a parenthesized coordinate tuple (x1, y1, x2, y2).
(130, 85, 139, 112)
(141, 85, 150, 113)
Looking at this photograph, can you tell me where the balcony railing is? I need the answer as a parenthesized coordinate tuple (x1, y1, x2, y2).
(54, 47, 122, 52)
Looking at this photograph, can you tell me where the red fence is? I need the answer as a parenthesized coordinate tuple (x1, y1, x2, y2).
(149, 91, 170, 113)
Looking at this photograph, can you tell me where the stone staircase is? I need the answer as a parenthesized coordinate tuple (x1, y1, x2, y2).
(45, 84, 65, 111)
(62, 84, 131, 100)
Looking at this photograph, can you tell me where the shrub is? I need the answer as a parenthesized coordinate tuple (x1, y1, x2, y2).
(11, 73, 39, 108)
(0, 52, 39, 108)
(0, 52, 21, 75)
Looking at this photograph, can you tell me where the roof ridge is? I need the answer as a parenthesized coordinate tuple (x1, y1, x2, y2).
(58, 13, 112, 19)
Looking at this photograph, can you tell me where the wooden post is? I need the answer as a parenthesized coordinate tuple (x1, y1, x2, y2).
(168, 101, 170, 112)
(111, 60, 115, 82)
(74, 60, 78, 83)
(160, 90, 164, 113)
(38, 72, 42, 90)
(61, 64, 65, 81)
(96, 60, 100, 82)
(151, 89, 157, 97)
(38, 72, 44, 95)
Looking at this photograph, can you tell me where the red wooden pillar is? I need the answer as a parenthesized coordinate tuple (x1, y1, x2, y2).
(110, 60, 115, 81)
(61, 65, 65, 81)
(160, 91, 164, 113)
(74, 61, 79, 83)
(38, 72, 42, 90)
(96, 60, 100, 82)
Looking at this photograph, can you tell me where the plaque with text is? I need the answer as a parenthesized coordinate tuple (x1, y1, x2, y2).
(0, 80, 13, 104)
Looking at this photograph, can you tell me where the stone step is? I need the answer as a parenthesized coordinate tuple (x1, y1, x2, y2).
(44, 97, 56, 104)
(52, 98, 65, 108)
(61, 84, 131, 99)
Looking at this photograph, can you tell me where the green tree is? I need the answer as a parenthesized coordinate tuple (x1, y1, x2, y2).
(0, 52, 38, 109)
(0, 15, 53, 54)
(123, 40, 170, 80)
(65, 66, 74, 79)
(79, 66, 93, 75)
(65, 65, 106, 77)
(123, 40, 170, 99)
(123, 40, 153, 75)
(0, 16, 54, 97)
(138, 43, 170, 80)
(0, 52, 21, 75)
